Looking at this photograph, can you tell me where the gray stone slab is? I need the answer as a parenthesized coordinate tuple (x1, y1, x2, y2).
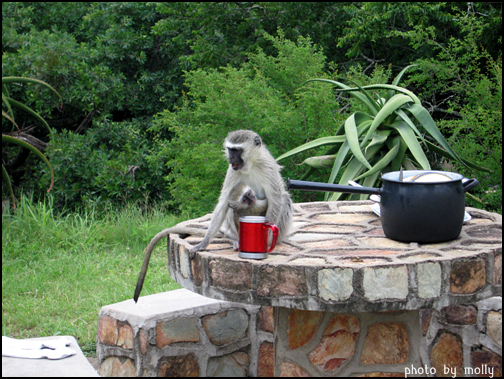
(2, 335, 99, 377)
(318, 267, 354, 301)
(100, 289, 259, 329)
(363, 265, 409, 301)
(417, 261, 442, 299)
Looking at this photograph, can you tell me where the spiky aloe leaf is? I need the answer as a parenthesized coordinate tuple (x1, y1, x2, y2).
(327, 154, 365, 201)
(424, 140, 491, 172)
(4, 97, 52, 132)
(303, 78, 380, 115)
(402, 158, 419, 170)
(2, 135, 54, 192)
(276, 135, 346, 161)
(2, 76, 62, 102)
(387, 64, 418, 100)
(405, 103, 464, 166)
(365, 129, 391, 154)
(327, 121, 372, 185)
(354, 137, 400, 181)
(360, 94, 415, 148)
(390, 138, 409, 172)
(298, 139, 346, 179)
(335, 84, 421, 105)
(328, 144, 382, 201)
(2, 82, 10, 96)
(328, 139, 351, 189)
(394, 108, 425, 143)
(2, 110, 18, 129)
(344, 112, 374, 169)
(3, 76, 62, 132)
(359, 170, 381, 200)
(2, 93, 15, 120)
(390, 120, 430, 170)
(339, 78, 382, 114)
(301, 155, 336, 169)
(392, 65, 418, 86)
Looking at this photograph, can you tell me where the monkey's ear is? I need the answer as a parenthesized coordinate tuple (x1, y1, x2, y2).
(253, 135, 262, 146)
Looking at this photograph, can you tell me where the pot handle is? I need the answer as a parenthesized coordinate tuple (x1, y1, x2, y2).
(462, 178, 479, 192)
(287, 179, 381, 195)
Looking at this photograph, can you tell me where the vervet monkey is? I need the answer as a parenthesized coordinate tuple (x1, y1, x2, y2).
(189, 129, 293, 253)
(133, 182, 267, 302)
(134, 130, 293, 302)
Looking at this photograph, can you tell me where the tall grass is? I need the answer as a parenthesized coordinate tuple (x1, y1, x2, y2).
(2, 194, 183, 356)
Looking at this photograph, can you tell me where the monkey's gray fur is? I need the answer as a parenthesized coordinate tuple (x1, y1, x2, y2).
(189, 129, 292, 253)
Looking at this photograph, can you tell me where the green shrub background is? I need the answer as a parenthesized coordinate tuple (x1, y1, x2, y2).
(3, 2, 501, 214)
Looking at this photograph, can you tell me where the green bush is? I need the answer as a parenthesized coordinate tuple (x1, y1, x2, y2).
(150, 31, 346, 213)
(436, 58, 502, 213)
(28, 121, 171, 212)
(3, 3, 500, 215)
(401, 14, 502, 213)
(2, 2, 179, 121)
(2, 27, 125, 123)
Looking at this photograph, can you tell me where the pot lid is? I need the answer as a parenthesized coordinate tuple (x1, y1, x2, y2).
(382, 170, 463, 183)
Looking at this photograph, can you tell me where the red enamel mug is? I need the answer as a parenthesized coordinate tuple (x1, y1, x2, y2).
(238, 216, 279, 259)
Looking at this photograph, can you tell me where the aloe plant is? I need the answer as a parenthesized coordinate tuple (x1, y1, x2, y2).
(2, 76, 62, 208)
(277, 65, 489, 201)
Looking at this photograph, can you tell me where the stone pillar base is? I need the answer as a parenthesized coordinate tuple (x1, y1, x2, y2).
(96, 289, 274, 376)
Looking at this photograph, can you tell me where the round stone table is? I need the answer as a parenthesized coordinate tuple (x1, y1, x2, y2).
(168, 201, 502, 376)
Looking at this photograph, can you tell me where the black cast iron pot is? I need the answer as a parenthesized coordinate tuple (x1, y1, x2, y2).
(287, 170, 479, 243)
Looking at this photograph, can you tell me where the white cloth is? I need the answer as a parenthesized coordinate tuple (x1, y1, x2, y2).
(2, 336, 76, 360)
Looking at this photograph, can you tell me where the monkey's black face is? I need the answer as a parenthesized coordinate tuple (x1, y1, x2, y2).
(228, 148, 244, 170)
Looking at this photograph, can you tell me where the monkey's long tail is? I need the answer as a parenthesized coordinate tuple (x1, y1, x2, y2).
(133, 228, 174, 303)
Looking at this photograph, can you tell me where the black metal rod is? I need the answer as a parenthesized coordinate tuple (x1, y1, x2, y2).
(287, 179, 381, 195)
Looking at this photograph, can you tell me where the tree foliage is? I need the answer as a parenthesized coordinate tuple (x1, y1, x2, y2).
(2, 2, 501, 213)
(2, 2, 177, 123)
(399, 7, 502, 212)
(28, 122, 171, 212)
(151, 31, 343, 213)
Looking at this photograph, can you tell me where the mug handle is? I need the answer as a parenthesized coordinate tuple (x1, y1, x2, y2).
(265, 223, 279, 252)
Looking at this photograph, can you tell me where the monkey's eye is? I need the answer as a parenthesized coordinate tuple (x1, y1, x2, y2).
(228, 148, 243, 155)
